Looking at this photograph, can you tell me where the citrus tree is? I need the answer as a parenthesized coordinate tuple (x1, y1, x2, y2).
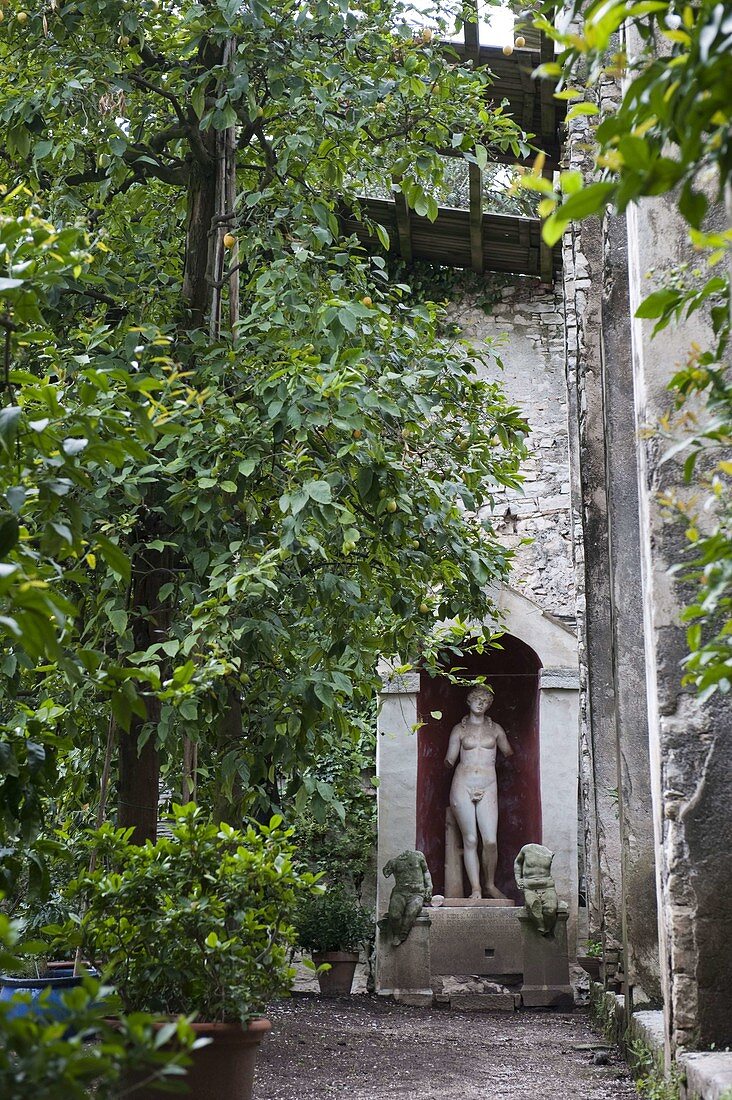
(0, 0, 529, 840)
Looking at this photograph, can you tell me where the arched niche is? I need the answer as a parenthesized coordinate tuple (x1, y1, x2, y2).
(415, 635, 542, 902)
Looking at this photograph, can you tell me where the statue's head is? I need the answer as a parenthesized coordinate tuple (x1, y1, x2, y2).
(466, 684, 494, 708)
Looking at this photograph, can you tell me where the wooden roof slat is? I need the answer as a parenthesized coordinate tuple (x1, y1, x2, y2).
(342, 197, 561, 278)
(338, 31, 565, 282)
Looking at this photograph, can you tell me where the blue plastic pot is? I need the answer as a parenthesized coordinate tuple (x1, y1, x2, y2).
(0, 970, 99, 1023)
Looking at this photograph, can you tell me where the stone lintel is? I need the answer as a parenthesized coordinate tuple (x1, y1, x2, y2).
(540, 667, 580, 690)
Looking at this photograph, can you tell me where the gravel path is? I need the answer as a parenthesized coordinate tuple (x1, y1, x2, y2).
(254, 995, 637, 1100)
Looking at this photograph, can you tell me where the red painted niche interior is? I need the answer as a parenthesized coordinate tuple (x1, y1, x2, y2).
(416, 636, 542, 903)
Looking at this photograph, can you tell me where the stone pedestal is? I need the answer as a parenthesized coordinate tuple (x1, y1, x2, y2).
(376, 912, 433, 1006)
(429, 906, 522, 979)
(518, 909, 573, 1008)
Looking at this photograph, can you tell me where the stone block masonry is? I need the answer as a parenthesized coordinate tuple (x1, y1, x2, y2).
(447, 279, 575, 622)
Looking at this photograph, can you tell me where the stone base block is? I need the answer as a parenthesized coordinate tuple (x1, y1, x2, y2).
(377, 912, 432, 1000)
(450, 993, 520, 1012)
(392, 990, 434, 1007)
(428, 906, 522, 977)
(680, 1053, 732, 1100)
(520, 985, 574, 1009)
(518, 908, 573, 1010)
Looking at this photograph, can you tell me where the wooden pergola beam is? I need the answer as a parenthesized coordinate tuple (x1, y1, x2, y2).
(468, 163, 484, 274)
(463, 0, 480, 63)
(394, 189, 413, 264)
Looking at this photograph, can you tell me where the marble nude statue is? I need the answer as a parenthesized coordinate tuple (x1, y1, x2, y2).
(444, 684, 513, 900)
(514, 843, 560, 936)
(378, 850, 433, 947)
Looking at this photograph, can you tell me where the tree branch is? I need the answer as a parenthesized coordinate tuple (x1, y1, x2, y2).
(128, 73, 188, 129)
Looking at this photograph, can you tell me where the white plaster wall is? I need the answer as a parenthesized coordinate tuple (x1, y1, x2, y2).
(540, 680, 580, 954)
(376, 678, 419, 921)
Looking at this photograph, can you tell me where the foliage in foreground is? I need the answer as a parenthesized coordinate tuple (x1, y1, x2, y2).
(0, 912, 197, 1100)
(58, 804, 317, 1023)
(0, 0, 529, 858)
(521, 0, 731, 697)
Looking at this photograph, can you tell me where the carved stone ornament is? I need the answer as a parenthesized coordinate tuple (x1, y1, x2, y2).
(514, 842, 561, 936)
(378, 850, 433, 947)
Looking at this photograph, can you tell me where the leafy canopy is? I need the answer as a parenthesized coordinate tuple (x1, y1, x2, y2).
(0, 0, 529, 836)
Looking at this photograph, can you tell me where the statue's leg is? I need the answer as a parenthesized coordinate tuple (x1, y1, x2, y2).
(525, 889, 546, 933)
(388, 891, 408, 947)
(451, 790, 482, 898)
(476, 790, 508, 900)
(541, 887, 559, 936)
(402, 895, 423, 940)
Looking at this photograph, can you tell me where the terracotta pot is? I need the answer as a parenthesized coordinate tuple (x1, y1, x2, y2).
(129, 1017, 271, 1100)
(313, 951, 359, 996)
(577, 955, 602, 981)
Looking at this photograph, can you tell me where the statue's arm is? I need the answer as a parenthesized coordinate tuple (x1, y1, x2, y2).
(444, 725, 462, 768)
(419, 852, 433, 901)
(496, 723, 513, 758)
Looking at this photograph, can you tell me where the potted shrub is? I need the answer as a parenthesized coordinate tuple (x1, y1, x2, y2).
(294, 886, 373, 996)
(61, 803, 317, 1099)
(577, 936, 602, 981)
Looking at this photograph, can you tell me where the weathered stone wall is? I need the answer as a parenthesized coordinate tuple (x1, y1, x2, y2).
(561, 102, 625, 973)
(563, 51, 731, 1053)
(561, 78, 661, 1006)
(627, 191, 732, 1052)
(448, 279, 575, 620)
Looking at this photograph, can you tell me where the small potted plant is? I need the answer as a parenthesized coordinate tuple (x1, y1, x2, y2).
(294, 886, 373, 996)
(60, 803, 317, 1099)
(577, 936, 602, 981)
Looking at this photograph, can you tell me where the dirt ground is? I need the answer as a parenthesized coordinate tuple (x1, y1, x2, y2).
(254, 994, 638, 1100)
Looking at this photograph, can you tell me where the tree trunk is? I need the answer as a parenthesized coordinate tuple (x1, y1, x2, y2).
(182, 151, 217, 330)
(118, 108, 219, 839)
(118, 538, 173, 843)
(213, 684, 245, 824)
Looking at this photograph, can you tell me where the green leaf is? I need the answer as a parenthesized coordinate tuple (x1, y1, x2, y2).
(565, 102, 599, 121)
(542, 183, 616, 246)
(305, 480, 332, 504)
(0, 406, 21, 449)
(678, 181, 708, 231)
(96, 535, 131, 581)
(375, 223, 390, 251)
(108, 609, 129, 634)
(635, 289, 679, 319)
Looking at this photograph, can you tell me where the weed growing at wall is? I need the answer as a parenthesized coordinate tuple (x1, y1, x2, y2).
(628, 1037, 682, 1100)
